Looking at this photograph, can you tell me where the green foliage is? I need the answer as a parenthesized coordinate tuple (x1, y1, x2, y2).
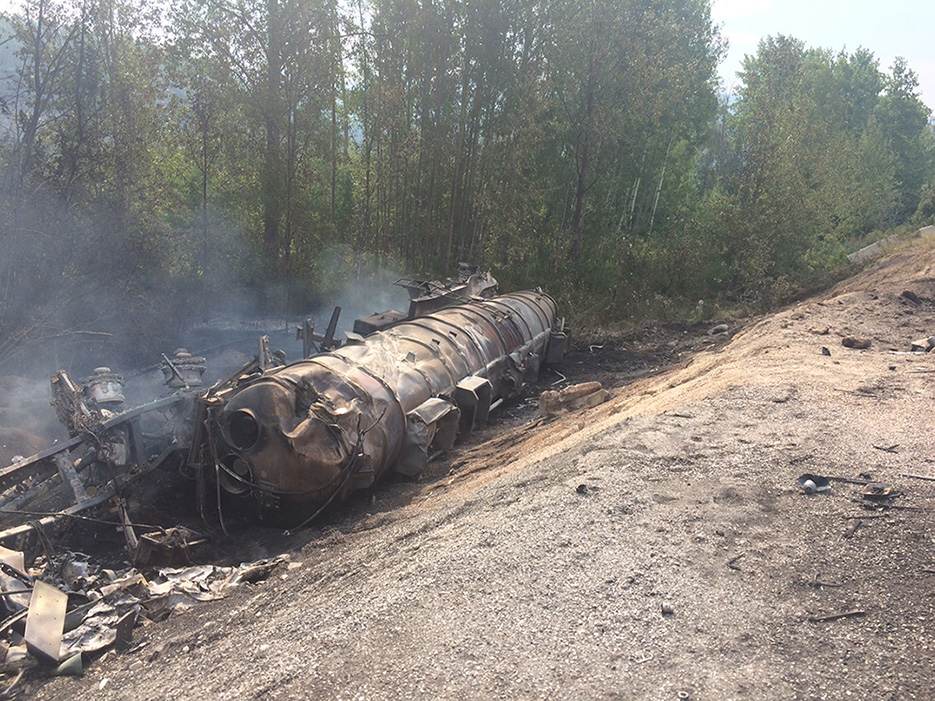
(0, 0, 933, 366)
(688, 37, 934, 309)
(875, 58, 931, 219)
(917, 181, 935, 224)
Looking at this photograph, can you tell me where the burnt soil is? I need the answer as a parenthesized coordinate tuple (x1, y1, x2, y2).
(20, 238, 935, 699)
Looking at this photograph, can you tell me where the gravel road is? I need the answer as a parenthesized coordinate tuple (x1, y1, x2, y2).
(31, 240, 935, 700)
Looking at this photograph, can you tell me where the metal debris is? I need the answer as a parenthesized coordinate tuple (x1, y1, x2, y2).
(54, 652, 83, 677)
(872, 444, 899, 453)
(61, 594, 140, 658)
(24, 581, 67, 664)
(352, 266, 498, 337)
(810, 573, 844, 588)
(861, 482, 895, 501)
(807, 609, 866, 623)
(797, 474, 831, 493)
(133, 527, 203, 569)
(162, 349, 207, 388)
(0, 383, 199, 548)
(901, 472, 935, 482)
(0, 542, 286, 672)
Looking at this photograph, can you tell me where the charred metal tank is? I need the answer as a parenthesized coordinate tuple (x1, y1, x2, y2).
(204, 290, 567, 520)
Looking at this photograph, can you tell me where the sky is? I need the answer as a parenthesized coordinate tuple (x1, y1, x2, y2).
(712, 0, 935, 110)
(0, 0, 932, 111)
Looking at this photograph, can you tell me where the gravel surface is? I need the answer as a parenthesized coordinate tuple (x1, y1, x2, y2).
(27, 239, 935, 699)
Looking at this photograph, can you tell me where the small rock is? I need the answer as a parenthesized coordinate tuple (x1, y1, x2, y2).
(182, 645, 190, 653)
(910, 336, 935, 352)
(128, 660, 144, 672)
(821, 347, 831, 356)
(100, 679, 109, 690)
(841, 336, 871, 349)
(539, 382, 609, 418)
(900, 290, 921, 304)
(576, 484, 588, 495)
(707, 324, 729, 336)
(661, 602, 675, 616)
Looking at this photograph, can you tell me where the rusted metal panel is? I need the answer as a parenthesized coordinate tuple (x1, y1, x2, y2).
(352, 310, 409, 336)
(24, 581, 67, 664)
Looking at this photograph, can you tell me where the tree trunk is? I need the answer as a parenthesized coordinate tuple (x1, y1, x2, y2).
(263, 0, 283, 277)
(570, 49, 596, 261)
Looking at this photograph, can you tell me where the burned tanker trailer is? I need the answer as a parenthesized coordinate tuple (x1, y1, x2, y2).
(198, 290, 567, 522)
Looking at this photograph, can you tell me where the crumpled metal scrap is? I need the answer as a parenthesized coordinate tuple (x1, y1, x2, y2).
(0, 550, 288, 673)
(147, 559, 283, 611)
(60, 593, 140, 657)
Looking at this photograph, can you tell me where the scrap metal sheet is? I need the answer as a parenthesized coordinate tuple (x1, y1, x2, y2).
(24, 580, 67, 663)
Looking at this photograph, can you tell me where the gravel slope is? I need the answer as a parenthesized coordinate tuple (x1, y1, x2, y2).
(34, 240, 935, 700)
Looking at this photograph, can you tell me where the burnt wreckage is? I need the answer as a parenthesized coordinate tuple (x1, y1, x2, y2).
(0, 272, 567, 550)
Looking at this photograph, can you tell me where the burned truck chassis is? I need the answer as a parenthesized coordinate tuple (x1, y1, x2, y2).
(0, 281, 567, 554)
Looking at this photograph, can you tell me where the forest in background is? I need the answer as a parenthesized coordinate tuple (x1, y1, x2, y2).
(0, 0, 933, 370)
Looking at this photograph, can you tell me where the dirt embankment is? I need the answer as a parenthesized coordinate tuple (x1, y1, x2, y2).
(33, 238, 935, 700)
